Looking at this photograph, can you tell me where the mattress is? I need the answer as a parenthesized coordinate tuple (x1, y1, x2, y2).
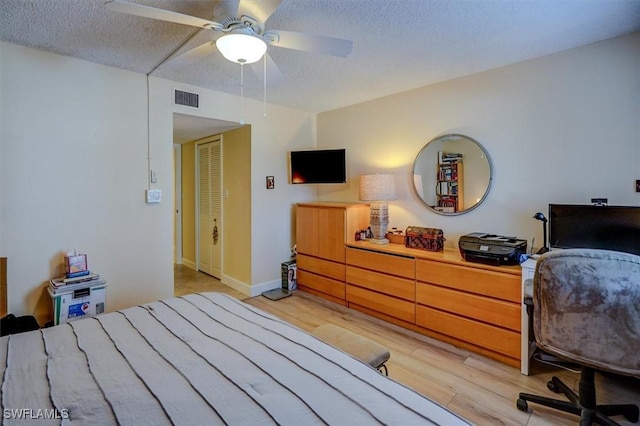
(0, 292, 469, 425)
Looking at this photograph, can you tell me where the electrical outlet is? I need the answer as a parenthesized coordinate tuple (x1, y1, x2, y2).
(146, 189, 161, 203)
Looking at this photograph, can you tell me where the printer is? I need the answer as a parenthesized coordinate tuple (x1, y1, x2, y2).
(459, 232, 527, 266)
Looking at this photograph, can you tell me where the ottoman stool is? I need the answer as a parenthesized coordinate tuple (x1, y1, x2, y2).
(313, 323, 390, 375)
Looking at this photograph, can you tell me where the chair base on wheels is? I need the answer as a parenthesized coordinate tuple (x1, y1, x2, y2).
(517, 367, 639, 426)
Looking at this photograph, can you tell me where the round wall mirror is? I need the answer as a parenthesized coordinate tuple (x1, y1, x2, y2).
(412, 134, 492, 215)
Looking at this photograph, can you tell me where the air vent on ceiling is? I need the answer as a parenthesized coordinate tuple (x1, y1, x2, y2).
(174, 90, 199, 108)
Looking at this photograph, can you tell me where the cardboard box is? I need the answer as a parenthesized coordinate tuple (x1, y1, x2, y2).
(281, 260, 297, 291)
(64, 254, 87, 275)
(48, 279, 106, 325)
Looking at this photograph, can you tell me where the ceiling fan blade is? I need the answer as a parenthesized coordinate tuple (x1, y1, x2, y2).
(249, 53, 284, 86)
(213, 0, 240, 21)
(265, 30, 353, 57)
(238, 0, 282, 25)
(105, 0, 222, 30)
(162, 41, 218, 70)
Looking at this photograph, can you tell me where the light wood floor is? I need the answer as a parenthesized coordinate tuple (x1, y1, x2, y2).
(174, 264, 245, 299)
(175, 266, 640, 426)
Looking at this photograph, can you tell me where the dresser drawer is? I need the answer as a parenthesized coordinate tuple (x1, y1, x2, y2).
(347, 285, 415, 323)
(297, 253, 345, 282)
(416, 259, 520, 302)
(346, 247, 415, 279)
(416, 283, 520, 331)
(416, 305, 520, 359)
(347, 266, 415, 301)
(297, 269, 345, 300)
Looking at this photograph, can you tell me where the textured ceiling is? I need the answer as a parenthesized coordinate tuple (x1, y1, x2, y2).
(1, 0, 639, 116)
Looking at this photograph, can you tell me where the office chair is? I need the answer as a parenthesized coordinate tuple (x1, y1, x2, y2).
(517, 249, 640, 426)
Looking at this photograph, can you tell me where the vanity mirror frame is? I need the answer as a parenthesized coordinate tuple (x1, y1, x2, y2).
(412, 134, 493, 216)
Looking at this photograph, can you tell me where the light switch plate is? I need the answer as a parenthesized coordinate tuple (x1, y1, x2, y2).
(146, 189, 161, 203)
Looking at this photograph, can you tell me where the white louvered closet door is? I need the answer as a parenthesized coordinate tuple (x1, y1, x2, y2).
(197, 137, 222, 279)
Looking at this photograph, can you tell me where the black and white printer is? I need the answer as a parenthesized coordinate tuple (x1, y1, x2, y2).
(458, 233, 527, 266)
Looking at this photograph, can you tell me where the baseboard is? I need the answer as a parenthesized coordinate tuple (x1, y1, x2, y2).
(220, 275, 252, 297)
(221, 276, 281, 298)
(249, 279, 281, 297)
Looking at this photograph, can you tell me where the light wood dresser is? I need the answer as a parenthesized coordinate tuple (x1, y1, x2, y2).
(296, 203, 522, 368)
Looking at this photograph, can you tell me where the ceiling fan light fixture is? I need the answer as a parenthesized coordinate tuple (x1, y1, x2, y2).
(216, 33, 267, 64)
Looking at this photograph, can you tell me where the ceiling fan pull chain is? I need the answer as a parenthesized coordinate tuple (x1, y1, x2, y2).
(263, 55, 267, 119)
(240, 63, 245, 125)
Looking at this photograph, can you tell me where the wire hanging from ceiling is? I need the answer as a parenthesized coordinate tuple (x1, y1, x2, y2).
(263, 54, 267, 119)
(238, 53, 269, 124)
(239, 62, 245, 125)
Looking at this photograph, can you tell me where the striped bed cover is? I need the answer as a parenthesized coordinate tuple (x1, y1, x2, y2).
(0, 292, 469, 425)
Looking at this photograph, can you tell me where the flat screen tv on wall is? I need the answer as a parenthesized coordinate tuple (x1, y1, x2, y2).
(548, 204, 640, 255)
(290, 149, 347, 184)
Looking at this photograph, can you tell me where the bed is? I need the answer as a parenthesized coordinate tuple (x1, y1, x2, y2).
(1, 292, 469, 425)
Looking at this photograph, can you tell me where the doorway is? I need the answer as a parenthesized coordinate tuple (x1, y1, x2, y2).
(172, 113, 250, 297)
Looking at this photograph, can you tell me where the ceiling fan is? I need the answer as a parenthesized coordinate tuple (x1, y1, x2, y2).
(105, 0, 353, 84)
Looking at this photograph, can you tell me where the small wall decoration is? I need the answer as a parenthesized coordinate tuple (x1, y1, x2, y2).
(266, 176, 275, 189)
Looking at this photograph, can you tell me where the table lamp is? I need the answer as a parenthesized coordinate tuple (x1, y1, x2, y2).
(532, 212, 549, 254)
(359, 174, 397, 244)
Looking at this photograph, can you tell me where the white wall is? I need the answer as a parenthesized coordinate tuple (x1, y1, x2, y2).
(316, 33, 640, 251)
(0, 42, 173, 321)
(0, 42, 318, 321)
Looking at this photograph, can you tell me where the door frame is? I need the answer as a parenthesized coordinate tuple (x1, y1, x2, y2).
(173, 143, 182, 264)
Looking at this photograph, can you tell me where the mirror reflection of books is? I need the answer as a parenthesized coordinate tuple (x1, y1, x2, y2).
(434, 206, 455, 213)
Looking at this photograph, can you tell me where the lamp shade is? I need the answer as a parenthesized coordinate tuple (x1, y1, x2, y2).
(359, 174, 396, 201)
(216, 32, 267, 64)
